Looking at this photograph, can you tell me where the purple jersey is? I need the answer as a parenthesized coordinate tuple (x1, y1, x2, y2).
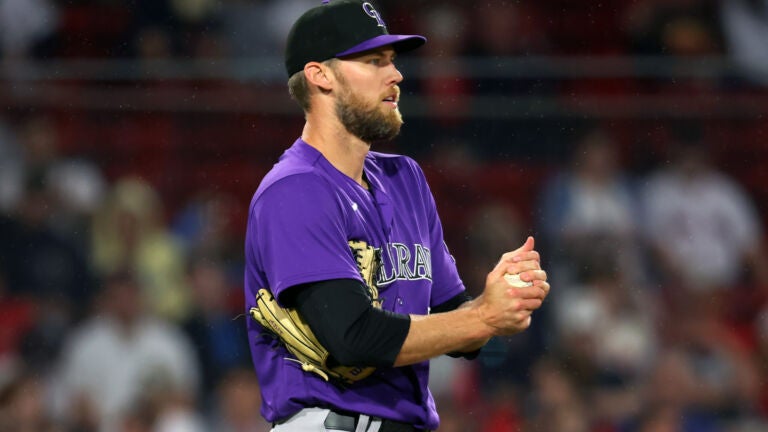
(244, 139, 465, 430)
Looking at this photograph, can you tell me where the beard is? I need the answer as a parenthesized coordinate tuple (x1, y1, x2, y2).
(334, 80, 403, 144)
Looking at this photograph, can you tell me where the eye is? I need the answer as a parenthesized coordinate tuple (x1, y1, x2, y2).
(368, 57, 382, 66)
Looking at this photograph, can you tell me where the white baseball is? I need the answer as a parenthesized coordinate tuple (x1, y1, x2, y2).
(504, 273, 533, 326)
(504, 273, 533, 288)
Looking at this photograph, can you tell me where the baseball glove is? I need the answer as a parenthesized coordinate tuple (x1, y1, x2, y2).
(250, 240, 382, 384)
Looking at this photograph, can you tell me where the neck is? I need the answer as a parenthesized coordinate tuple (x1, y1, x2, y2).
(301, 112, 369, 187)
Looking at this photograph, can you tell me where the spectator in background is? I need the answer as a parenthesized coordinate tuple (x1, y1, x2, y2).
(219, 0, 274, 58)
(0, 114, 106, 252)
(429, 397, 471, 432)
(720, 0, 768, 87)
(136, 372, 206, 432)
(181, 256, 250, 402)
(623, 0, 726, 100)
(624, 0, 723, 56)
(263, 0, 317, 56)
(621, 349, 720, 432)
(166, 0, 225, 59)
(468, 0, 551, 93)
(666, 294, 763, 427)
(468, 0, 550, 58)
(523, 357, 591, 432)
(0, 172, 94, 373)
(119, 402, 155, 432)
(641, 123, 768, 305)
(133, 25, 175, 63)
(399, 4, 473, 159)
(126, 0, 222, 59)
(539, 126, 644, 288)
(208, 368, 270, 432)
(552, 254, 657, 428)
(167, 0, 218, 29)
(0, 0, 59, 59)
(0, 370, 61, 432)
(467, 0, 560, 161)
(172, 190, 243, 278)
(418, 3, 471, 120)
(123, 0, 178, 58)
(0, 115, 22, 214)
(91, 177, 190, 322)
(54, 271, 200, 432)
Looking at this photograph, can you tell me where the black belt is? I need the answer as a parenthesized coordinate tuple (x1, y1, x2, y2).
(324, 410, 431, 432)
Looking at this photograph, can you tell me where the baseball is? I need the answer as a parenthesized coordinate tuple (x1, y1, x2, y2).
(504, 273, 533, 288)
(504, 273, 533, 326)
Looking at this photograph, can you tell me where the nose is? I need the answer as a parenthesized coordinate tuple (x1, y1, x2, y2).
(388, 63, 403, 85)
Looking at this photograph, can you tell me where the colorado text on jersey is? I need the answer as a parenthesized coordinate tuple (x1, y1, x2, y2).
(376, 242, 432, 286)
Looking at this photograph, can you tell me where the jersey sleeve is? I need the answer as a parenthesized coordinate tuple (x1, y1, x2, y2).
(406, 158, 467, 307)
(248, 173, 361, 303)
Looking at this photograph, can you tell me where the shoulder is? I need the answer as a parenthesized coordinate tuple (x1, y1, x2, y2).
(642, 169, 676, 195)
(707, 171, 744, 194)
(250, 162, 336, 214)
(366, 151, 427, 183)
(255, 159, 319, 198)
(143, 318, 190, 343)
(63, 318, 113, 357)
(367, 150, 421, 170)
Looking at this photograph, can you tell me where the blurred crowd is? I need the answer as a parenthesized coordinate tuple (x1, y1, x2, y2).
(1, 0, 768, 77)
(437, 121, 768, 432)
(0, 112, 264, 432)
(1, 0, 768, 432)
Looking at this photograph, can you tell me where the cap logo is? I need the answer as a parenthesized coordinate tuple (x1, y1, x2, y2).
(362, 2, 386, 28)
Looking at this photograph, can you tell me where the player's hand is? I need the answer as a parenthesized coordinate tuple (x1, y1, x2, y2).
(475, 236, 549, 336)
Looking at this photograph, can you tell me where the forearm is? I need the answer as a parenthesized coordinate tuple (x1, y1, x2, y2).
(429, 294, 491, 356)
(393, 306, 493, 367)
(394, 242, 549, 366)
(453, 297, 491, 353)
(292, 239, 548, 368)
(293, 280, 493, 367)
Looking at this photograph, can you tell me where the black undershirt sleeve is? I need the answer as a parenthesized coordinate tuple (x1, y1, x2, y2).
(431, 291, 482, 360)
(282, 279, 410, 368)
(430, 292, 473, 314)
(283, 281, 481, 366)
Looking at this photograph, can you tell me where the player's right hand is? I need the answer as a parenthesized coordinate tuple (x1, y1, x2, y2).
(475, 236, 549, 336)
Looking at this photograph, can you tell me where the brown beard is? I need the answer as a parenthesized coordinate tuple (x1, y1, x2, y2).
(334, 75, 403, 144)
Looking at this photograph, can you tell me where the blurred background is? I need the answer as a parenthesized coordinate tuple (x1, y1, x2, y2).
(1, 0, 768, 431)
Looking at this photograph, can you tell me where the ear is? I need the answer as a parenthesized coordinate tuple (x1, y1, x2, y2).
(304, 62, 334, 91)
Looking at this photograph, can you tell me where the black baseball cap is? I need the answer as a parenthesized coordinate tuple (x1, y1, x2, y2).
(284, 0, 426, 77)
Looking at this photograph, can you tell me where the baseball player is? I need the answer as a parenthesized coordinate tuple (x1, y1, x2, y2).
(244, 1, 550, 431)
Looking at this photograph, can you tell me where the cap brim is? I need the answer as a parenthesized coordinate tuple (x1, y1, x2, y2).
(336, 34, 426, 58)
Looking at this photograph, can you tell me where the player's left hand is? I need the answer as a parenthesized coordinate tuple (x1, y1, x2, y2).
(477, 237, 550, 335)
(497, 237, 549, 298)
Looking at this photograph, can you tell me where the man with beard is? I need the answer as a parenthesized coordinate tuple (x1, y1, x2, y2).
(244, 1, 550, 431)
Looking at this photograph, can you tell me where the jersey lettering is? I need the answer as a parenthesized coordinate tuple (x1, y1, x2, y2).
(378, 242, 431, 286)
(413, 243, 432, 278)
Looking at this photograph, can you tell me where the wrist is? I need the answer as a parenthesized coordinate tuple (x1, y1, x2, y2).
(468, 302, 497, 340)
